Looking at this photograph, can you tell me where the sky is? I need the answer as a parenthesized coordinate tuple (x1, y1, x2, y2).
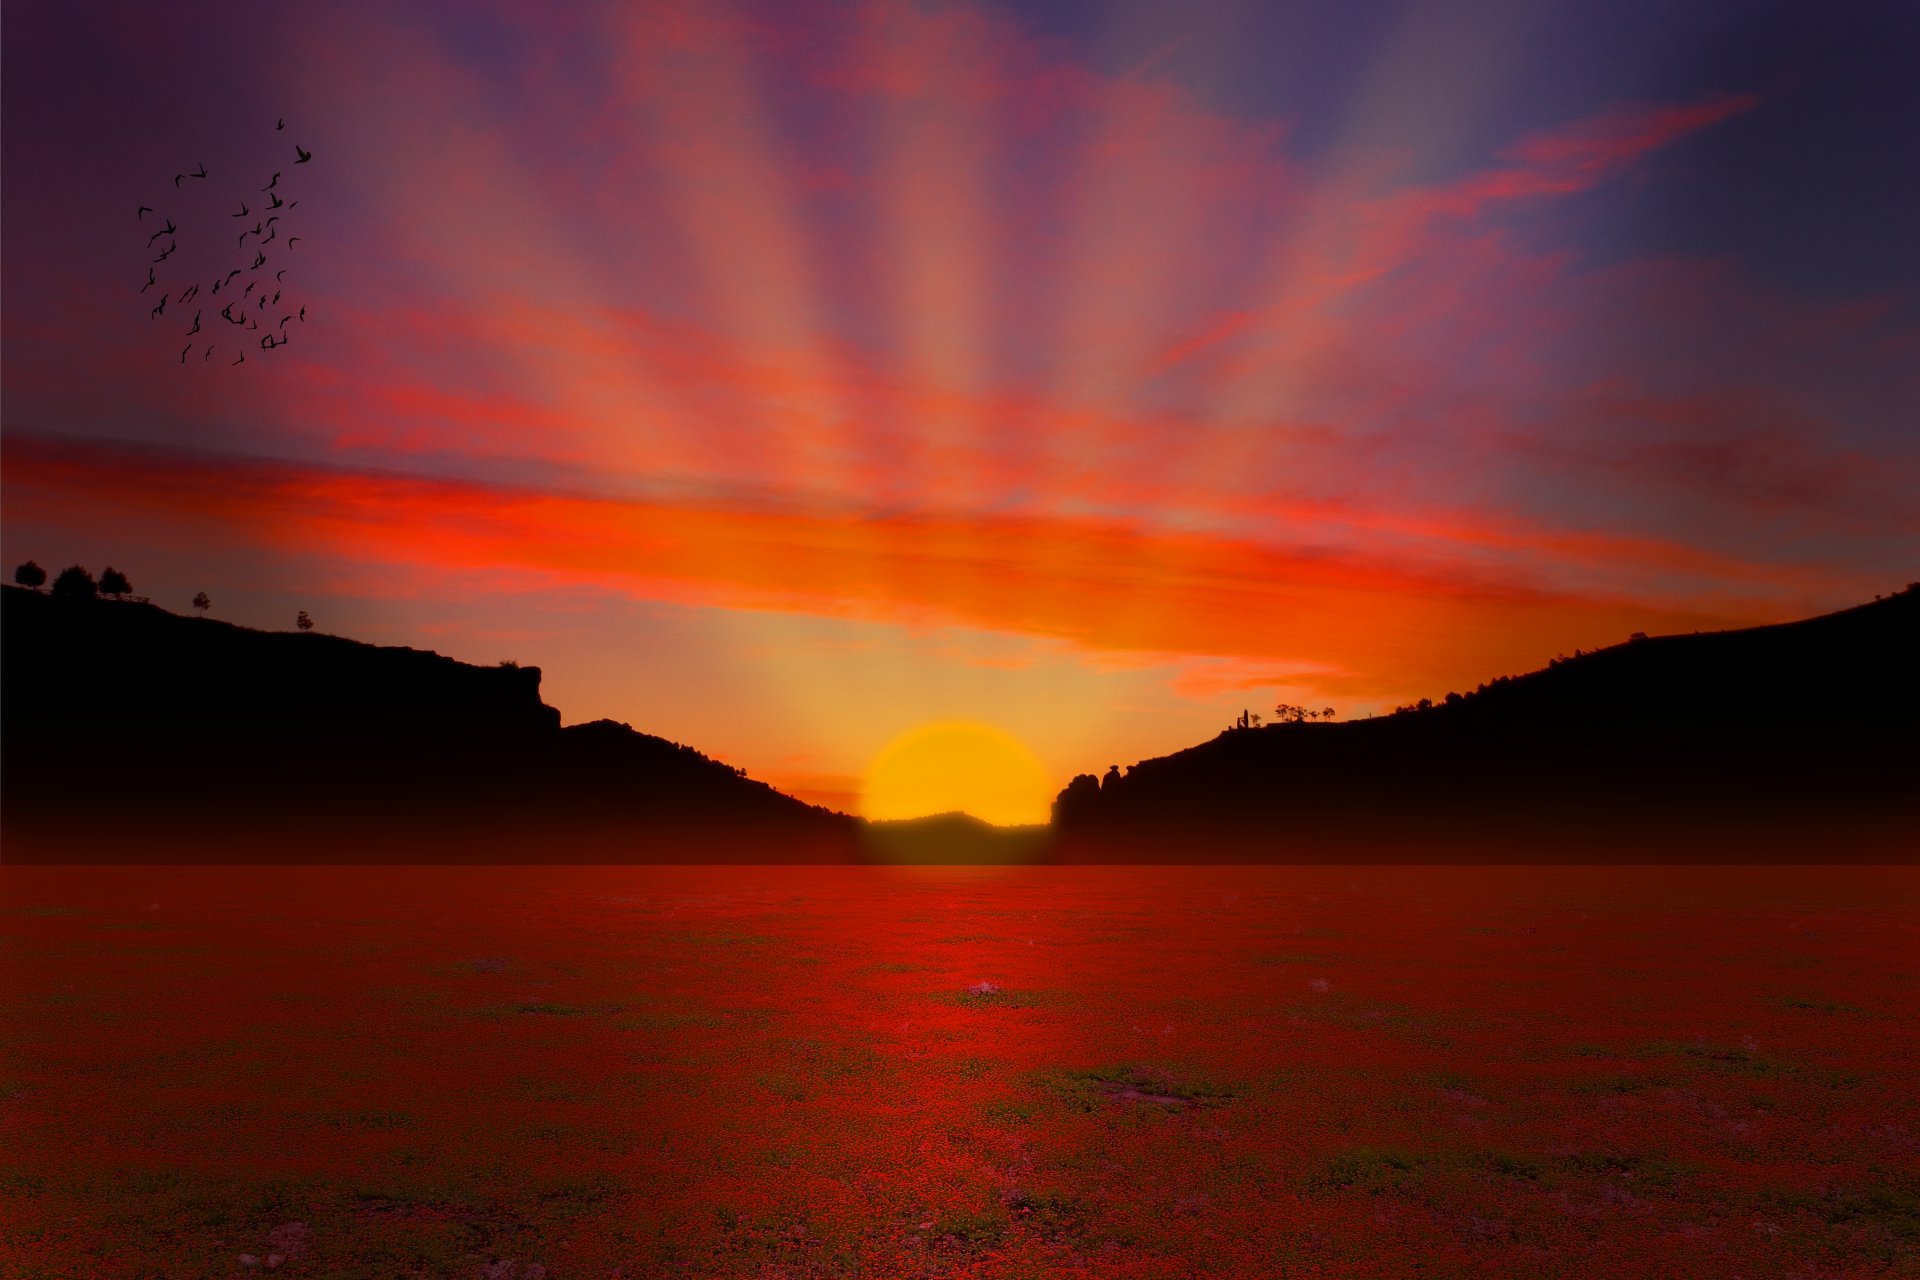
(4, 0, 1917, 818)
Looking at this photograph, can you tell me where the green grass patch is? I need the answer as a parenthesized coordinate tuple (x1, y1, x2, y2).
(1306, 1147, 1425, 1195)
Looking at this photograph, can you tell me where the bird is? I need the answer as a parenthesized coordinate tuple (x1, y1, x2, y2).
(267, 192, 283, 209)
(150, 294, 168, 319)
(287, 237, 301, 249)
(205, 345, 214, 361)
(238, 227, 253, 247)
(262, 173, 279, 191)
(191, 163, 207, 180)
(153, 242, 175, 262)
(260, 333, 278, 350)
(248, 317, 258, 330)
(258, 296, 266, 311)
(271, 290, 281, 304)
(276, 117, 285, 131)
(181, 343, 192, 363)
(276, 270, 287, 282)
(286, 200, 299, 209)
(179, 285, 198, 304)
(212, 279, 222, 296)
(298, 306, 306, 321)
(244, 281, 256, 297)
(174, 172, 187, 187)
(251, 251, 267, 269)
(279, 315, 292, 330)
(232, 202, 249, 218)
(146, 221, 176, 247)
(294, 145, 311, 164)
(141, 267, 156, 292)
(232, 353, 244, 365)
(262, 226, 275, 244)
(186, 311, 201, 335)
(137, 205, 153, 220)
(224, 268, 242, 284)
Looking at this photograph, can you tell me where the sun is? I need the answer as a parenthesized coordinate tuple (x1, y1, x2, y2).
(859, 720, 1053, 827)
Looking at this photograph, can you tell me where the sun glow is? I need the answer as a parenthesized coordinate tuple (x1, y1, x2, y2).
(859, 720, 1053, 826)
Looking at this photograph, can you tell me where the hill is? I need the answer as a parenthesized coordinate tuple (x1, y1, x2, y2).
(1, 586, 858, 861)
(1051, 587, 1920, 860)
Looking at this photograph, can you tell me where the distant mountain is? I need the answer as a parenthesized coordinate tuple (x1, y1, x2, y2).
(1, 587, 857, 862)
(1052, 587, 1920, 860)
(861, 812, 1053, 865)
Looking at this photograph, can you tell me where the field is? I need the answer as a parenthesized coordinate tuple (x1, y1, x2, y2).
(2, 863, 1917, 1278)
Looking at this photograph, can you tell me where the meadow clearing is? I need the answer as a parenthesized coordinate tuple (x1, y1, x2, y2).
(2, 862, 1916, 1278)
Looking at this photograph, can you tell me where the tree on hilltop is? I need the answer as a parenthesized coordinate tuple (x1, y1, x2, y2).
(98, 567, 132, 600)
(192, 592, 211, 617)
(13, 561, 46, 591)
(50, 565, 97, 600)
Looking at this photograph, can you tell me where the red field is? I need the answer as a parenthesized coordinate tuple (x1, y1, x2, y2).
(2, 864, 1917, 1278)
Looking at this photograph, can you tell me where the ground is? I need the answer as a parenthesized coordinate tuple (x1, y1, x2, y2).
(2, 863, 1917, 1278)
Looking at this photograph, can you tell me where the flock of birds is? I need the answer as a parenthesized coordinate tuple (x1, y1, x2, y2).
(136, 118, 314, 366)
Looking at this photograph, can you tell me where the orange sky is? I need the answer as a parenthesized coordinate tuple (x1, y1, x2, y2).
(4, 1, 1916, 814)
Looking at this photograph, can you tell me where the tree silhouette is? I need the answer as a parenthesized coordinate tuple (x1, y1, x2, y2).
(192, 592, 211, 617)
(295, 610, 314, 632)
(13, 560, 46, 591)
(50, 565, 97, 600)
(98, 567, 132, 600)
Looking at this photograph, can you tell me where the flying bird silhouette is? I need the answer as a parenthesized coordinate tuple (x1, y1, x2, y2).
(271, 290, 281, 304)
(294, 145, 311, 164)
(258, 296, 267, 311)
(181, 343, 192, 364)
(191, 163, 207, 180)
(232, 353, 244, 365)
(260, 333, 279, 350)
(137, 205, 153, 220)
(232, 202, 249, 218)
(223, 268, 242, 284)
(141, 267, 156, 293)
(251, 251, 267, 268)
(279, 315, 292, 329)
(150, 294, 168, 319)
(244, 281, 256, 297)
(298, 306, 306, 321)
(276, 270, 288, 282)
(205, 346, 214, 361)
(276, 117, 285, 131)
(174, 172, 187, 188)
(153, 242, 175, 262)
(287, 237, 301, 249)
(146, 221, 176, 247)
(186, 311, 201, 336)
(262, 227, 275, 244)
(261, 173, 279, 191)
(267, 192, 284, 209)
(179, 285, 198, 304)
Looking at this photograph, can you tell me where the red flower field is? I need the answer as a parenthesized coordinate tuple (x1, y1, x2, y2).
(2, 863, 1916, 1278)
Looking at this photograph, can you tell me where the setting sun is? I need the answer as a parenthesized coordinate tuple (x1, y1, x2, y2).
(859, 720, 1053, 826)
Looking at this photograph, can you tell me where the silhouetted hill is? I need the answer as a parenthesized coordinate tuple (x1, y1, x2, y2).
(2, 587, 857, 861)
(1053, 588, 1920, 860)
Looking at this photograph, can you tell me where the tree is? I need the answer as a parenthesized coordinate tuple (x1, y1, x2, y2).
(192, 592, 211, 617)
(13, 560, 46, 590)
(98, 566, 132, 599)
(1321, 707, 1336, 721)
(50, 565, 97, 600)
(295, 610, 314, 632)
